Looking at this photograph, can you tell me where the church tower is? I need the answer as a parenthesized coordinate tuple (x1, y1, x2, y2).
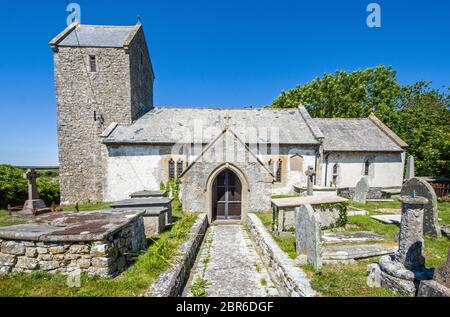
(50, 22, 155, 204)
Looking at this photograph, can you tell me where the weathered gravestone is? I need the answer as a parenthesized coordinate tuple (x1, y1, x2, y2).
(354, 177, 369, 204)
(295, 204, 322, 270)
(405, 155, 415, 180)
(401, 177, 441, 237)
(367, 195, 433, 296)
(21, 169, 48, 215)
(305, 166, 316, 196)
(418, 247, 450, 297)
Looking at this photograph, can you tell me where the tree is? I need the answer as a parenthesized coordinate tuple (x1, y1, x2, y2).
(0, 165, 27, 208)
(272, 67, 450, 177)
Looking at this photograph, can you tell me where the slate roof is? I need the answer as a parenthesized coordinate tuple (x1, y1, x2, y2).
(57, 25, 136, 48)
(103, 107, 321, 145)
(314, 118, 404, 152)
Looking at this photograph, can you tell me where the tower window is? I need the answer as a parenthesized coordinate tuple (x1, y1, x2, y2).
(333, 164, 339, 175)
(140, 52, 144, 66)
(89, 55, 97, 72)
(268, 159, 274, 175)
(168, 159, 175, 180)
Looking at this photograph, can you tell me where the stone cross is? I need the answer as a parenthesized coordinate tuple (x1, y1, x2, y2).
(25, 169, 39, 201)
(224, 112, 231, 128)
(397, 196, 428, 271)
(305, 166, 315, 196)
(405, 155, 415, 180)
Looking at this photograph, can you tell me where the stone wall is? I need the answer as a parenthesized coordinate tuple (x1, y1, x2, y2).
(0, 216, 147, 277)
(338, 187, 384, 200)
(146, 213, 208, 297)
(247, 214, 316, 297)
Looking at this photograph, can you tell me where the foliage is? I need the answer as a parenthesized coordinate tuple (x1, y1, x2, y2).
(166, 179, 182, 215)
(159, 181, 166, 191)
(0, 165, 27, 208)
(190, 278, 209, 297)
(37, 177, 60, 206)
(272, 66, 450, 177)
(317, 202, 348, 229)
(0, 212, 197, 297)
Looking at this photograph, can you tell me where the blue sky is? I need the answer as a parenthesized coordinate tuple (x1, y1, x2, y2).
(0, 0, 449, 166)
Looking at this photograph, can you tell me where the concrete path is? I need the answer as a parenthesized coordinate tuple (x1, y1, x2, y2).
(183, 224, 279, 297)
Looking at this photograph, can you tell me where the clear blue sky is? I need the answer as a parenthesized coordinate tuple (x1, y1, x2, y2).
(0, 0, 449, 166)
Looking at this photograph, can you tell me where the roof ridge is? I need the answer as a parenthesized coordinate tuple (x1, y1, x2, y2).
(77, 24, 136, 28)
(155, 106, 288, 110)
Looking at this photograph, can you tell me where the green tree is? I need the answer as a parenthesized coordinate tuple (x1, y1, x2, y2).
(0, 165, 27, 208)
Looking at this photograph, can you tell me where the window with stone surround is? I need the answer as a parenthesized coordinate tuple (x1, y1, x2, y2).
(168, 159, 175, 180)
(177, 159, 184, 178)
(89, 55, 97, 72)
(364, 160, 371, 176)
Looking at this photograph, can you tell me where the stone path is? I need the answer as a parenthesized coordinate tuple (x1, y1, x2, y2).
(183, 224, 279, 297)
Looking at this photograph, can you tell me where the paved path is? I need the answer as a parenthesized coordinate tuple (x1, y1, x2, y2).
(184, 225, 279, 297)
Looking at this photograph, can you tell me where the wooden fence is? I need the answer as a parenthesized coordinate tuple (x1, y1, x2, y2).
(430, 182, 450, 201)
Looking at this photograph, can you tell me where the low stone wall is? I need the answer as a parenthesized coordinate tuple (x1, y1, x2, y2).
(145, 213, 208, 297)
(247, 213, 316, 297)
(0, 211, 147, 277)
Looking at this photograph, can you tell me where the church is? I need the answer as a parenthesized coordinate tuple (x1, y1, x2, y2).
(50, 22, 407, 221)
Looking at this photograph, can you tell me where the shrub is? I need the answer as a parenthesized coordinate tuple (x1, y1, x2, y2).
(0, 165, 27, 208)
(37, 177, 60, 205)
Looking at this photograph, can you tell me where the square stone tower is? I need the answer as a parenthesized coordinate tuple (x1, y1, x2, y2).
(50, 22, 155, 204)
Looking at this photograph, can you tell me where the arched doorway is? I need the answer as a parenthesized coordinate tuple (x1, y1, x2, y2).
(212, 169, 242, 220)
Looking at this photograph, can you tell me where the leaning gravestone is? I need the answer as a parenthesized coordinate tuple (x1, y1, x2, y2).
(354, 177, 370, 204)
(401, 177, 441, 237)
(295, 204, 322, 270)
(418, 247, 450, 297)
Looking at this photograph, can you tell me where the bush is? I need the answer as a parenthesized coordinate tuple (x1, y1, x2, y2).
(0, 165, 27, 208)
(37, 177, 60, 206)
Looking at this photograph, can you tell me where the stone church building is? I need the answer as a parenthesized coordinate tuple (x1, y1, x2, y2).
(50, 22, 407, 220)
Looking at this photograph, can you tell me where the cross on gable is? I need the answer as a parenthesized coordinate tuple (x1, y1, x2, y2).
(224, 112, 231, 128)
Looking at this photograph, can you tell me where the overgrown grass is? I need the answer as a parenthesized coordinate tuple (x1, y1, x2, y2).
(302, 259, 400, 297)
(0, 213, 197, 297)
(62, 202, 111, 212)
(346, 215, 400, 240)
(0, 210, 26, 227)
(271, 195, 298, 199)
(190, 278, 209, 297)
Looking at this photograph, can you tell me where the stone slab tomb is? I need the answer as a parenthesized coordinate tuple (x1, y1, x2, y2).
(0, 210, 147, 277)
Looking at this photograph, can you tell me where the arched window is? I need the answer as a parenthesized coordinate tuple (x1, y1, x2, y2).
(333, 164, 339, 175)
(177, 159, 184, 178)
(276, 159, 282, 182)
(168, 159, 175, 180)
(364, 160, 370, 176)
(268, 159, 274, 174)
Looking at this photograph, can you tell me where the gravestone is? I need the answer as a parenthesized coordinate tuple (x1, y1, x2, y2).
(405, 156, 415, 180)
(368, 195, 433, 296)
(354, 177, 369, 204)
(295, 204, 322, 270)
(401, 177, 441, 237)
(22, 169, 48, 215)
(305, 166, 315, 196)
(418, 247, 450, 297)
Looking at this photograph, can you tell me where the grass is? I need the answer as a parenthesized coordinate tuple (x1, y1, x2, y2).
(272, 195, 298, 199)
(0, 210, 26, 227)
(0, 212, 197, 297)
(61, 202, 111, 212)
(302, 259, 400, 297)
(190, 278, 209, 297)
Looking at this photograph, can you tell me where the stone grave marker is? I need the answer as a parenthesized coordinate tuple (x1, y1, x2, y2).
(401, 177, 441, 237)
(418, 247, 450, 297)
(22, 169, 48, 215)
(405, 155, 415, 180)
(354, 177, 369, 204)
(295, 204, 322, 270)
(305, 166, 315, 196)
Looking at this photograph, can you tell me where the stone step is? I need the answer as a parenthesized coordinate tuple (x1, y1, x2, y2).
(322, 244, 398, 261)
(130, 190, 166, 198)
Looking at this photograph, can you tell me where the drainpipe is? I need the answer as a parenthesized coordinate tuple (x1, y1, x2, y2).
(324, 153, 330, 187)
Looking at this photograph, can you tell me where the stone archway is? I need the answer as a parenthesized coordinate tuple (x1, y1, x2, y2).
(206, 163, 249, 223)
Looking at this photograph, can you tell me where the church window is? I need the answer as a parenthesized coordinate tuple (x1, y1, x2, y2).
(168, 159, 175, 180)
(333, 164, 339, 175)
(276, 159, 282, 182)
(89, 55, 97, 72)
(364, 160, 371, 176)
(177, 159, 184, 178)
(268, 159, 274, 174)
